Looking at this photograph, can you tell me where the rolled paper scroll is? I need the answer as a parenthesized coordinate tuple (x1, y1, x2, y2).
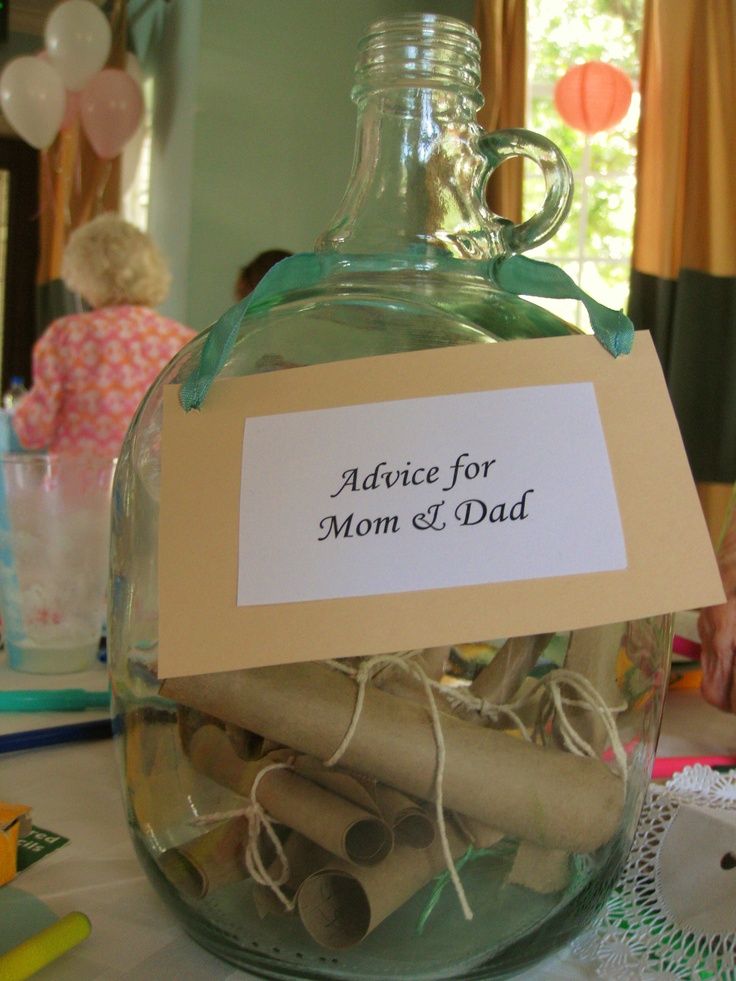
(292, 755, 435, 849)
(372, 784, 435, 849)
(187, 724, 277, 793)
(177, 705, 267, 761)
(291, 755, 377, 813)
(126, 708, 198, 832)
(374, 646, 450, 684)
(470, 634, 570, 893)
(162, 661, 623, 852)
(297, 823, 465, 949)
(370, 647, 453, 712)
(225, 723, 268, 761)
(177, 706, 216, 756)
(451, 813, 504, 849)
(506, 842, 570, 894)
(508, 628, 622, 893)
(261, 738, 284, 756)
(469, 634, 553, 703)
(253, 831, 333, 918)
(126, 706, 177, 777)
(563, 623, 625, 753)
(419, 646, 451, 680)
(158, 816, 250, 899)
(188, 726, 393, 866)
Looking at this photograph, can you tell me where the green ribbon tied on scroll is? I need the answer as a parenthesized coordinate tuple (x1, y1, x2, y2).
(179, 252, 635, 413)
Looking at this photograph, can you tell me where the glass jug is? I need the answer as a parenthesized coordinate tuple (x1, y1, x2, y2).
(109, 14, 671, 980)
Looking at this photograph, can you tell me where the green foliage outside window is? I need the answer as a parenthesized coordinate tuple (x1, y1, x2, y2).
(523, 0, 643, 323)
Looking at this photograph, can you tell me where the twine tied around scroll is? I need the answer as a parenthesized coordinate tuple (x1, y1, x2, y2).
(324, 650, 629, 924)
(439, 667, 629, 781)
(325, 651, 475, 921)
(194, 761, 296, 912)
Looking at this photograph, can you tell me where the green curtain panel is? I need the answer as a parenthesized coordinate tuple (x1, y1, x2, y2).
(629, 270, 736, 483)
(628, 0, 736, 489)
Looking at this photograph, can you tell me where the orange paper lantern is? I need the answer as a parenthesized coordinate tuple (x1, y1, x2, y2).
(554, 61, 633, 135)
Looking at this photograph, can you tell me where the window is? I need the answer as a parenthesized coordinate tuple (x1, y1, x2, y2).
(524, 0, 643, 327)
(121, 74, 154, 231)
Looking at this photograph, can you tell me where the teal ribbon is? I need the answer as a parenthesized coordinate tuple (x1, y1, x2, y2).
(489, 254, 634, 357)
(179, 251, 635, 412)
(179, 252, 327, 412)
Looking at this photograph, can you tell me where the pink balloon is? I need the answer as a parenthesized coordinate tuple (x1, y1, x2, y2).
(80, 68, 143, 160)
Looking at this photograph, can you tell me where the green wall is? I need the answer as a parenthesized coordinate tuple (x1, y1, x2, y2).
(143, 0, 202, 329)
(135, 0, 474, 330)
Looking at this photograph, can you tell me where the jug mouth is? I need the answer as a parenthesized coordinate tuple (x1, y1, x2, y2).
(353, 13, 482, 102)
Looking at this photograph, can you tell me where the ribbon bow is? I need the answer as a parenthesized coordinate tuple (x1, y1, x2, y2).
(179, 252, 635, 412)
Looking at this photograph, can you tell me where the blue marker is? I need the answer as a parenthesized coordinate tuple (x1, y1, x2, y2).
(0, 718, 113, 754)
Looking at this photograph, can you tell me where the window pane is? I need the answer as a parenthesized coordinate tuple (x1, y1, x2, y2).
(528, 96, 585, 173)
(522, 261, 584, 329)
(580, 261, 631, 314)
(588, 95, 640, 176)
(584, 177, 637, 260)
(527, 1, 643, 83)
(525, 0, 643, 315)
(523, 173, 582, 259)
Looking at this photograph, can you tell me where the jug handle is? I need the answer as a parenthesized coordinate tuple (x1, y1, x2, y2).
(479, 128, 573, 255)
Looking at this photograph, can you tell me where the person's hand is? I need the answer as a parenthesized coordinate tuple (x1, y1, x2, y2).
(697, 597, 736, 712)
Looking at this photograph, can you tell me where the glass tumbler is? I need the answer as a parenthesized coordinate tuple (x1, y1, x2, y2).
(0, 453, 115, 673)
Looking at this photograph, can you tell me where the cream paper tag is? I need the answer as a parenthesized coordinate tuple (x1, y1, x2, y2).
(159, 331, 724, 678)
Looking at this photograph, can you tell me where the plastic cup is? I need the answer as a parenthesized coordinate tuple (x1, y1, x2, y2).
(0, 454, 115, 673)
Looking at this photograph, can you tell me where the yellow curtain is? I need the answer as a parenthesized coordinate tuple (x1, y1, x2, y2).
(474, 0, 527, 225)
(633, 1, 736, 280)
(629, 0, 736, 542)
(36, 0, 127, 325)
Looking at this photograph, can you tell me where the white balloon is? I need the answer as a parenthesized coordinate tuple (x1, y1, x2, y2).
(44, 0, 111, 92)
(0, 56, 66, 149)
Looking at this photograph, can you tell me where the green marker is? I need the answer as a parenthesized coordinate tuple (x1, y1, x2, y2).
(0, 689, 109, 712)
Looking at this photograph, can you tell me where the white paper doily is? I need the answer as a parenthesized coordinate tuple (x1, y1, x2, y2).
(570, 765, 736, 980)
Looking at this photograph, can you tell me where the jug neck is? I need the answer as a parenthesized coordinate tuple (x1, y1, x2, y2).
(315, 15, 504, 261)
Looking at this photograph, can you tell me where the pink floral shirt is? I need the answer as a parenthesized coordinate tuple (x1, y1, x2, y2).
(13, 305, 195, 456)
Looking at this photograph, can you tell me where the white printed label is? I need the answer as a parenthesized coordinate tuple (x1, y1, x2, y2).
(237, 383, 626, 605)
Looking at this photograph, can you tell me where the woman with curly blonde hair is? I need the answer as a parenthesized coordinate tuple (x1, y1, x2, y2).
(13, 213, 194, 456)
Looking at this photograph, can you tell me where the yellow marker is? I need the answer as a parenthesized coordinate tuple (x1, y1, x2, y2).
(0, 911, 91, 980)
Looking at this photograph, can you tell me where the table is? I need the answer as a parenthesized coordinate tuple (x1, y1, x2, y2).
(2, 656, 734, 980)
